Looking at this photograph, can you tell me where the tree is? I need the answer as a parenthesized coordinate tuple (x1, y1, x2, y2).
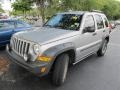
(11, 0, 120, 21)
(102, 0, 120, 19)
(33, 0, 120, 20)
(12, 0, 32, 17)
(0, 4, 4, 13)
(30, 0, 53, 24)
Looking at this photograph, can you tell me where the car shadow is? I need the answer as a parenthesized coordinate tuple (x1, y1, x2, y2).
(0, 53, 103, 90)
(0, 46, 6, 51)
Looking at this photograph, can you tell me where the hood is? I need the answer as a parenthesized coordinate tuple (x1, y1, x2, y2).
(14, 27, 78, 45)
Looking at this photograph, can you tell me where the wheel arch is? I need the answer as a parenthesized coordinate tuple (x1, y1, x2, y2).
(105, 36, 109, 43)
(42, 43, 76, 72)
(50, 48, 76, 72)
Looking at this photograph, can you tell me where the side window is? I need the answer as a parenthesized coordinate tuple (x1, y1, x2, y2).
(83, 15, 95, 33)
(95, 15, 104, 29)
(104, 17, 109, 27)
(0, 21, 14, 31)
(16, 21, 25, 28)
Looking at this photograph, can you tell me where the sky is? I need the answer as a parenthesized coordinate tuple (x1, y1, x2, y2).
(1, 0, 120, 11)
(0, 0, 15, 11)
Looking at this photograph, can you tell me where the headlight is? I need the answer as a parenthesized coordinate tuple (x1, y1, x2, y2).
(33, 44, 40, 55)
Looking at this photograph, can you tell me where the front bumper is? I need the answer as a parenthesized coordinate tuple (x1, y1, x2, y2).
(6, 47, 52, 77)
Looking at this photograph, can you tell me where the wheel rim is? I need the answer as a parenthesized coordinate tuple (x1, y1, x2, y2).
(102, 41, 107, 54)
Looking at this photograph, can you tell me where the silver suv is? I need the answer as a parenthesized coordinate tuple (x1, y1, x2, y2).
(7, 11, 110, 86)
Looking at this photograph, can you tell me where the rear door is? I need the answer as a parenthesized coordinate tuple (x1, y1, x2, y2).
(0, 21, 14, 45)
(94, 14, 106, 45)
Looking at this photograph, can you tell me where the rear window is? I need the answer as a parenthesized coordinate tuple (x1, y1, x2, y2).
(16, 20, 30, 28)
(16, 21, 25, 28)
(0, 21, 14, 30)
(95, 14, 104, 29)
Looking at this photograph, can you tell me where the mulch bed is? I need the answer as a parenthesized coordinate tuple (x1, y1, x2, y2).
(0, 54, 10, 75)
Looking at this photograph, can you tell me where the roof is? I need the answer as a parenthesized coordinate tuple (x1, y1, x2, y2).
(58, 11, 88, 15)
(0, 19, 18, 22)
(57, 10, 104, 15)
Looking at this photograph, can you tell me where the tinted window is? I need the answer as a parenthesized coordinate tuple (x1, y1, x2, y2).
(95, 15, 104, 29)
(83, 15, 95, 32)
(0, 21, 14, 30)
(44, 14, 83, 30)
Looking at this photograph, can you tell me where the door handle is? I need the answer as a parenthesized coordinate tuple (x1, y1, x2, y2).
(103, 30, 105, 32)
(92, 33, 97, 36)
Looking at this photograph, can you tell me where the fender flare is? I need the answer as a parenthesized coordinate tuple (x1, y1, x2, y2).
(42, 42, 76, 60)
(41, 42, 76, 73)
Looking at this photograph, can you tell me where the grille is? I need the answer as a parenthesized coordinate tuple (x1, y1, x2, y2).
(11, 37, 30, 57)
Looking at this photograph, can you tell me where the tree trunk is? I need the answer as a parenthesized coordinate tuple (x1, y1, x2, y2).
(38, 0, 45, 25)
(40, 4, 45, 24)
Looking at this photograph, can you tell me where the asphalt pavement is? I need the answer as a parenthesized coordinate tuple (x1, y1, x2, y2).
(0, 26, 120, 90)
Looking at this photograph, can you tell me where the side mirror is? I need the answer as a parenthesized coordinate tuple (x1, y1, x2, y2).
(83, 27, 95, 33)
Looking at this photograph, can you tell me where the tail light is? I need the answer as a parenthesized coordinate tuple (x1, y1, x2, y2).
(108, 24, 112, 33)
(109, 24, 112, 29)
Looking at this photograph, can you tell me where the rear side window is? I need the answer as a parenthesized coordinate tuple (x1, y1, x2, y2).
(95, 15, 104, 29)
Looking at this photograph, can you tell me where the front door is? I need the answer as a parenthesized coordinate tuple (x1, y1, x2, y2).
(76, 15, 100, 61)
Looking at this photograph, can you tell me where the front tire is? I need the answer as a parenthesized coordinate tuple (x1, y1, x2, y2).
(97, 39, 108, 56)
(52, 54, 69, 86)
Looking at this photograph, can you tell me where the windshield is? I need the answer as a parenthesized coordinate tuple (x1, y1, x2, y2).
(44, 14, 83, 30)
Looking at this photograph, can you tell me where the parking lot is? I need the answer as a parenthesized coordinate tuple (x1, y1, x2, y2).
(0, 26, 120, 90)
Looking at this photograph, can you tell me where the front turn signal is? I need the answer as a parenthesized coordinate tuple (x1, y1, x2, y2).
(36, 55, 53, 62)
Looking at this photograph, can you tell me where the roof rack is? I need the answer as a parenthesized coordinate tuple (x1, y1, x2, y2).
(90, 10, 103, 13)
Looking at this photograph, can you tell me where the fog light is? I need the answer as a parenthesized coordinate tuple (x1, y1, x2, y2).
(41, 67, 46, 73)
(24, 54, 28, 62)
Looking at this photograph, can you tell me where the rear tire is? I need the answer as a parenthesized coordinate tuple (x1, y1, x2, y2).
(97, 39, 108, 56)
(52, 53, 69, 86)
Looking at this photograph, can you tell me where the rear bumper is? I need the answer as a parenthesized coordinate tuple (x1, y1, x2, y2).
(6, 47, 51, 77)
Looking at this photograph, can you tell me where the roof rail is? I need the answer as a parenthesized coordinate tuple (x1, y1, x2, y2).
(90, 10, 103, 13)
